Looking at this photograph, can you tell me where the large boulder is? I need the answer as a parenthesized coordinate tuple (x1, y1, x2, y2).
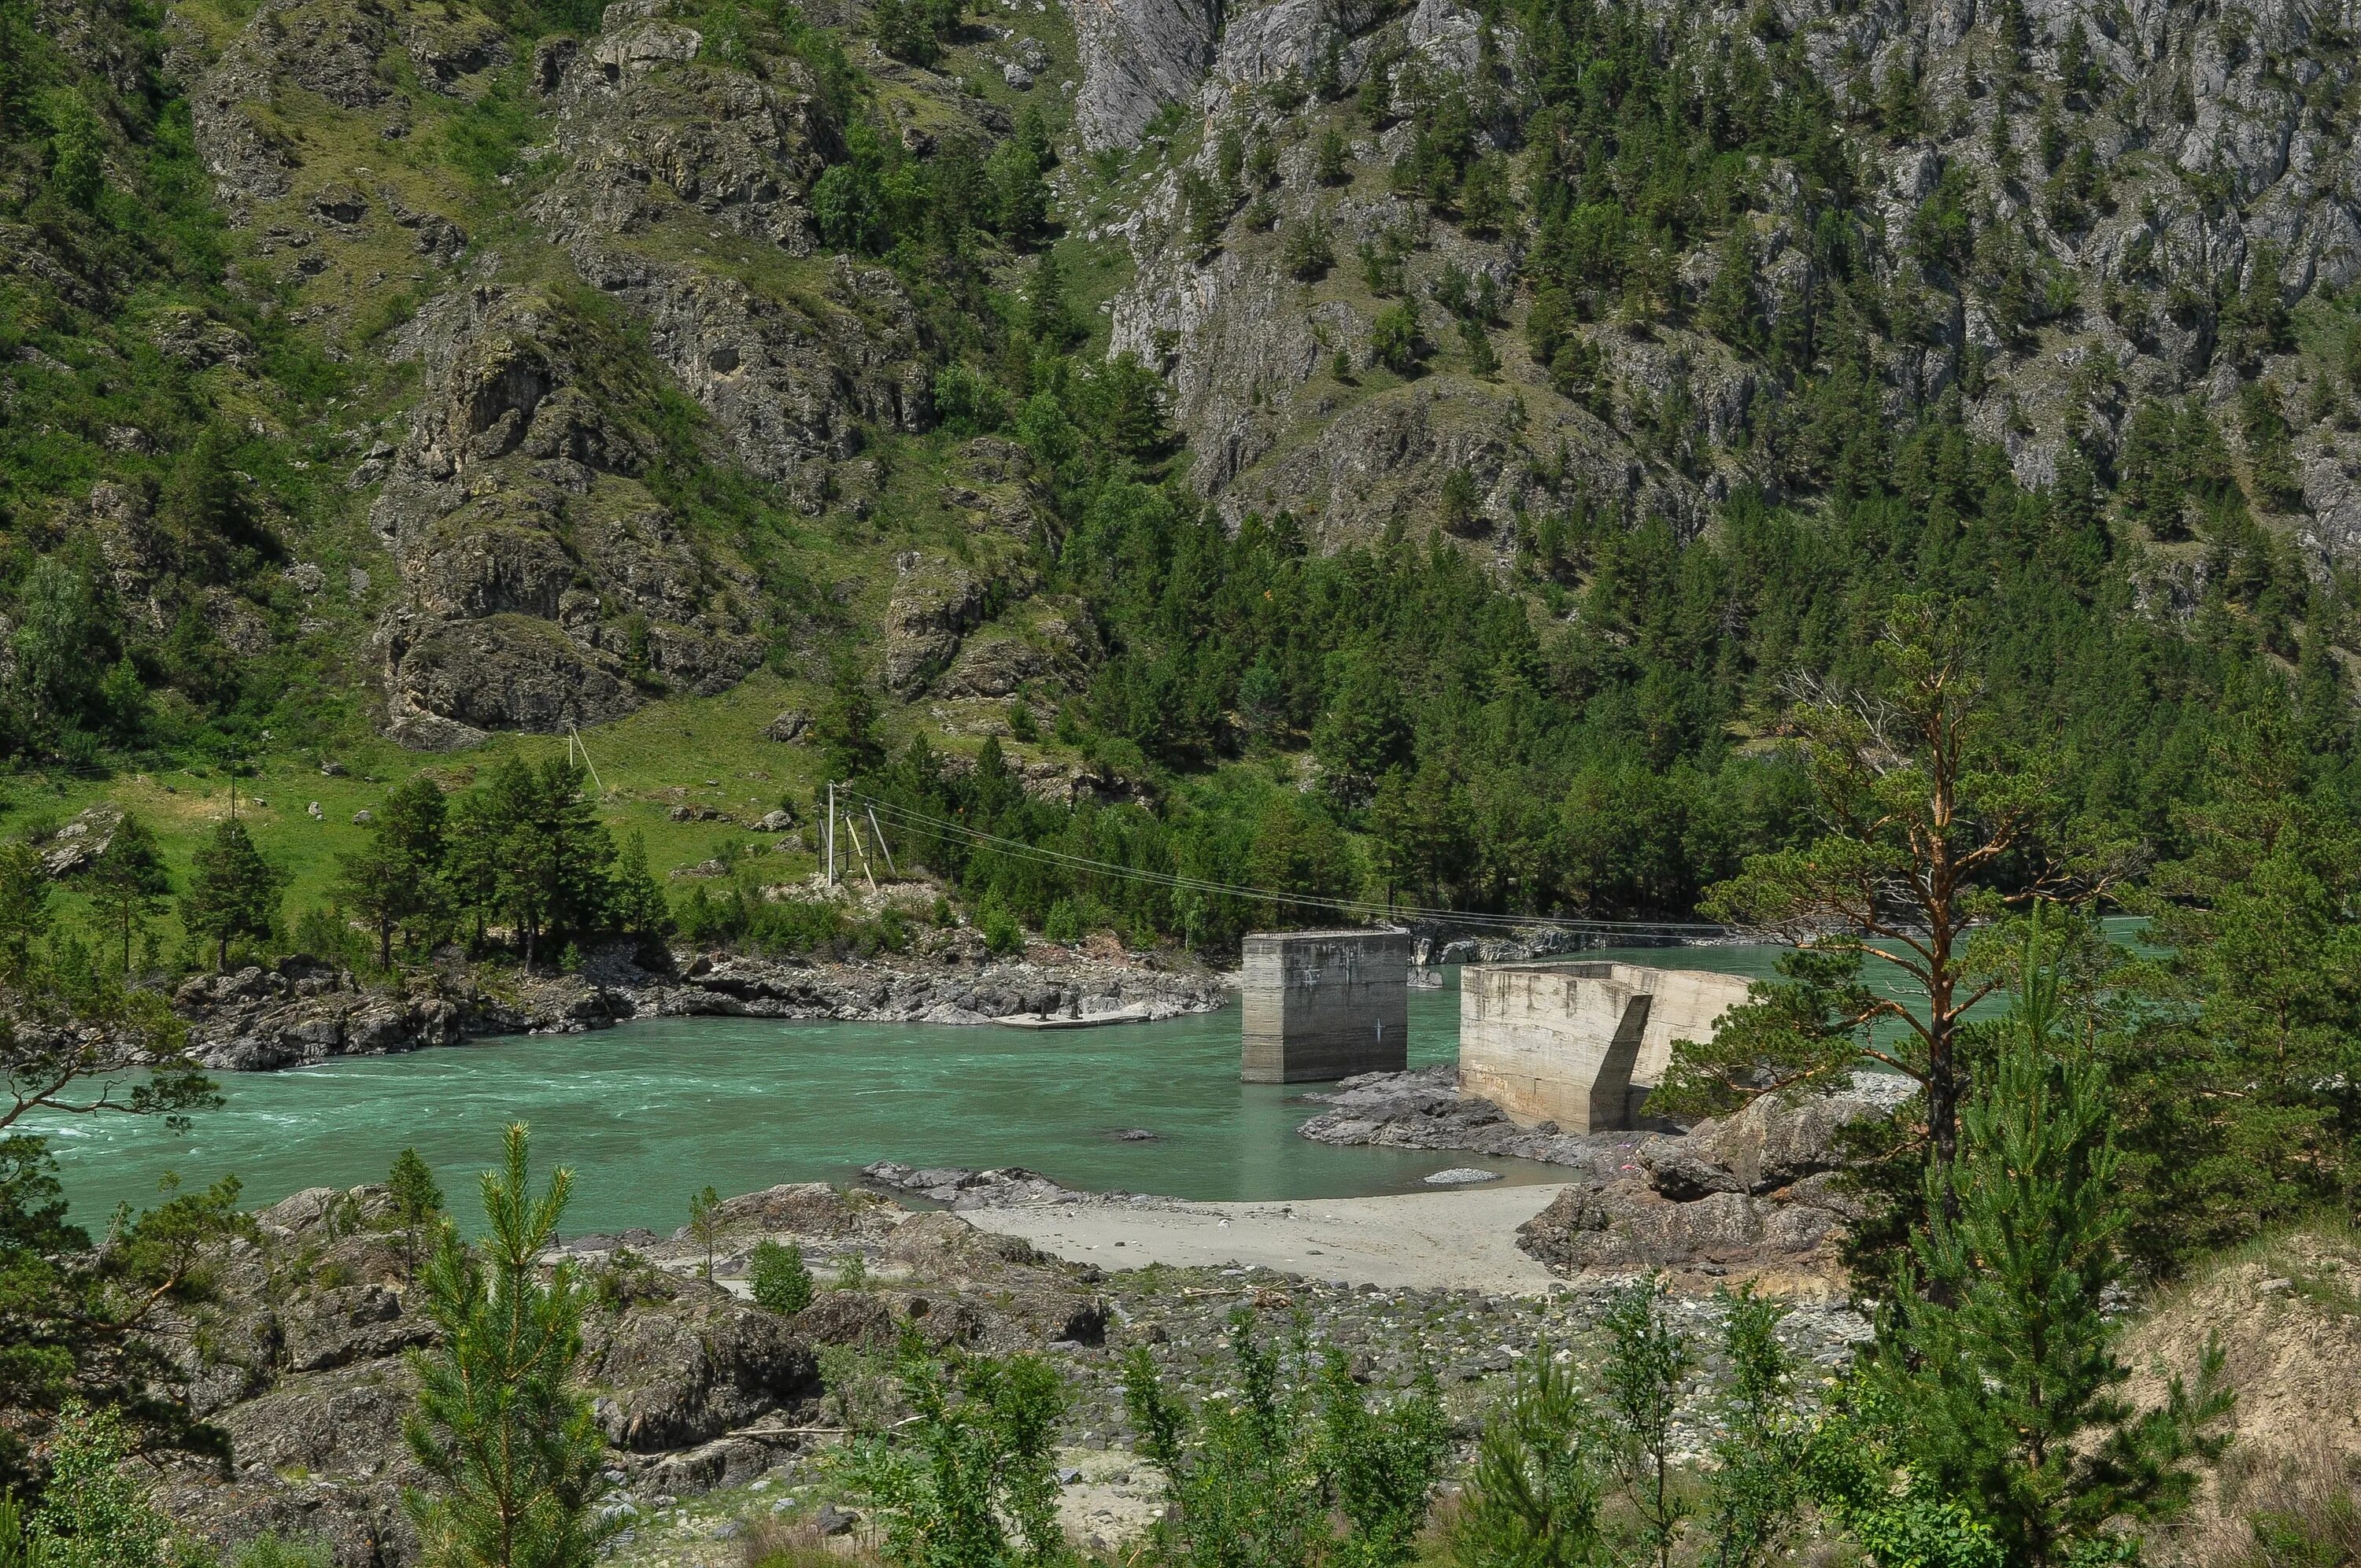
(1517, 1075, 1916, 1285)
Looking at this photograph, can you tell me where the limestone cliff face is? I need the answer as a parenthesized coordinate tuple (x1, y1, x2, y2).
(1089, 0, 2361, 554)
(368, 288, 765, 747)
(1068, 0, 1225, 149)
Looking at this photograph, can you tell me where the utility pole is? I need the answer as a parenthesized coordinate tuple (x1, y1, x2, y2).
(826, 781, 837, 888)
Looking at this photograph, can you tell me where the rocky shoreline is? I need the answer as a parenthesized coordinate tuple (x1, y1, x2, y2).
(172, 940, 1230, 1072)
(151, 1167, 1876, 1568)
(1299, 1066, 1918, 1293)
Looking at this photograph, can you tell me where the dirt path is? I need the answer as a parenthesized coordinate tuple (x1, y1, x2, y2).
(963, 1185, 1576, 1295)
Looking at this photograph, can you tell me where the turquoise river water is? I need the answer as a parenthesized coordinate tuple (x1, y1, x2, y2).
(39, 943, 1822, 1236)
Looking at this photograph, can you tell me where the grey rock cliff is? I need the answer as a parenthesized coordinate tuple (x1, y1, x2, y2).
(1069, 0, 1225, 150)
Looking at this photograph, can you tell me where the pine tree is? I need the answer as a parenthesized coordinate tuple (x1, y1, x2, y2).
(1873, 913, 2232, 1566)
(1451, 1341, 1606, 1568)
(46, 94, 105, 213)
(606, 833, 672, 943)
(1314, 124, 1350, 185)
(812, 662, 885, 784)
(182, 817, 287, 972)
(1704, 1287, 1808, 1568)
(403, 1124, 614, 1568)
(82, 814, 170, 975)
(1604, 1275, 1691, 1568)
(687, 1185, 722, 1281)
(1660, 600, 2115, 1229)
(387, 1147, 445, 1283)
(338, 778, 449, 968)
(0, 840, 52, 983)
(478, 760, 611, 970)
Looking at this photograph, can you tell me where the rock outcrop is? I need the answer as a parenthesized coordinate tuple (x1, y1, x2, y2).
(368, 287, 766, 747)
(150, 1179, 1110, 1568)
(174, 946, 1227, 1071)
(1515, 1075, 1918, 1288)
(1069, 0, 1224, 150)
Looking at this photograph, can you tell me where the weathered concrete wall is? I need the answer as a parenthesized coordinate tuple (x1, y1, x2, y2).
(1241, 930, 1412, 1083)
(1458, 962, 1755, 1133)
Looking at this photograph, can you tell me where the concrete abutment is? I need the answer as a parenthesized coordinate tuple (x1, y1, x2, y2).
(1240, 929, 1412, 1083)
(1458, 961, 1754, 1133)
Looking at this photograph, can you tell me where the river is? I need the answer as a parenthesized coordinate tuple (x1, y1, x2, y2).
(40, 943, 1817, 1236)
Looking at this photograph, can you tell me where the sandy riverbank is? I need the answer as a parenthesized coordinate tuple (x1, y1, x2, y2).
(963, 1183, 1576, 1295)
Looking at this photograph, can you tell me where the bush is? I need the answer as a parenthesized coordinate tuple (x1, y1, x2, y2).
(1280, 217, 1336, 281)
(750, 1240, 815, 1317)
(1369, 301, 1422, 374)
(1042, 898, 1081, 946)
(977, 891, 1025, 955)
(835, 1343, 1066, 1568)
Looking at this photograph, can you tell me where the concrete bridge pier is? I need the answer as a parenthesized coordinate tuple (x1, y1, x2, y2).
(1458, 961, 1755, 1132)
(1240, 929, 1412, 1083)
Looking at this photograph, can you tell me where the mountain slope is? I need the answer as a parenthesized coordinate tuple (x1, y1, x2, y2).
(3, 0, 2360, 932)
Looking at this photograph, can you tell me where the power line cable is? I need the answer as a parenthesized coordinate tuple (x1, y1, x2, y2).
(850, 791, 1734, 941)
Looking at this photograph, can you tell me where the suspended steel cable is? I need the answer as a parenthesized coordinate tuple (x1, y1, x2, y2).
(847, 791, 1734, 941)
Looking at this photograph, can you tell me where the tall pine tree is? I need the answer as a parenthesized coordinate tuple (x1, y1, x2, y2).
(1871, 912, 2230, 1566)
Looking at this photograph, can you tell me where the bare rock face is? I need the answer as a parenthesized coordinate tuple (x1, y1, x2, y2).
(883, 556, 991, 694)
(1068, 0, 1223, 150)
(529, 30, 931, 509)
(368, 287, 764, 747)
(151, 1176, 1128, 1568)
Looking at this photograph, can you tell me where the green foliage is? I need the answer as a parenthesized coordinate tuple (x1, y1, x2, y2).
(181, 817, 288, 972)
(45, 94, 105, 213)
(1602, 1276, 1691, 1567)
(1801, 1391, 2005, 1568)
(873, 0, 959, 65)
(1703, 1287, 1808, 1568)
(24, 1402, 172, 1568)
(0, 1137, 240, 1487)
(1314, 124, 1351, 185)
(403, 1124, 615, 1568)
(0, 843, 52, 983)
(813, 664, 887, 783)
(1450, 1342, 1607, 1568)
(2239, 379, 2301, 511)
(2112, 725, 2361, 1274)
(1369, 301, 1421, 374)
(1125, 1309, 1327, 1567)
(1871, 917, 2234, 1566)
(749, 1239, 815, 1315)
(835, 1339, 1066, 1568)
(688, 1184, 722, 1279)
(1315, 1351, 1450, 1568)
(977, 889, 1025, 955)
(1662, 601, 2112, 1272)
(387, 1147, 445, 1283)
(336, 779, 449, 968)
(1120, 1310, 1449, 1568)
(1280, 216, 1336, 281)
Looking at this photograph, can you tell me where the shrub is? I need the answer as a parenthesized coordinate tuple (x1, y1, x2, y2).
(977, 891, 1025, 955)
(834, 1342, 1066, 1568)
(1281, 217, 1336, 281)
(1370, 301, 1422, 374)
(750, 1240, 815, 1316)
